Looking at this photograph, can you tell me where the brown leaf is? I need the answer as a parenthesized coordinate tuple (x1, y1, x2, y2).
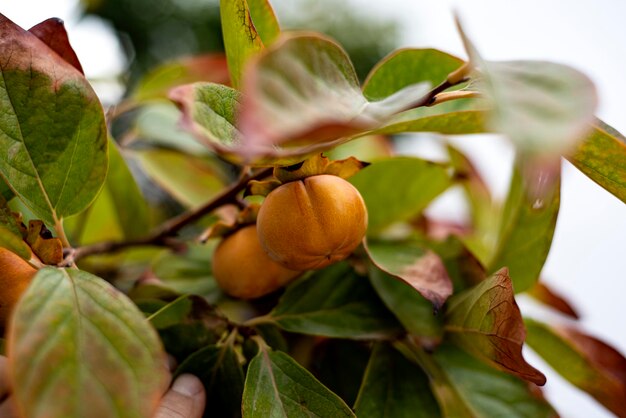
(559, 327, 626, 416)
(25, 220, 63, 265)
(445, 268, 547, 385)
(527, 281, 579, 319)
(365, 240, 453, 310)
(28, 18, 83, 74)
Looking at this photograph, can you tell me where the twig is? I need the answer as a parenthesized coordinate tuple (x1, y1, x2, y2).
(65, 167, 273, 264)
(403, 62, 472, 111)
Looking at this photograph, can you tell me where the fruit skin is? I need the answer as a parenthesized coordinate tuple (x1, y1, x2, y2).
(212, 225, 301, 299)
(0, 248, 37, 327)
(257, 174, 368, 271)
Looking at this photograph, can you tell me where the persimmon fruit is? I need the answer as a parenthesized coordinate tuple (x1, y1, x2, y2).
(0, 248, 37, 327)
(212, 225, 301, 299)
(257, 174, 368, 271)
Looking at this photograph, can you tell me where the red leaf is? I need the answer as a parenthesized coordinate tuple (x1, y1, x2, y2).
(28, 18, 83, 74)
(527, 281, 579, 319)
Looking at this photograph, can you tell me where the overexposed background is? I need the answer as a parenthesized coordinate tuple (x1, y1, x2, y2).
(3, 1, 625, 417)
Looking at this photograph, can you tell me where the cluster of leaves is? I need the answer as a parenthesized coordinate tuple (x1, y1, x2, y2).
(0, 1, 625, 417)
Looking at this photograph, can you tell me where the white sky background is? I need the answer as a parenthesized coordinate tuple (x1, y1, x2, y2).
(3, 1, 626, 417)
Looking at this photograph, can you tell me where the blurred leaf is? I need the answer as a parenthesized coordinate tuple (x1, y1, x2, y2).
(312, 340, 370, 406)
(133, 54, 229, 102)
(106, 140, 150, 239)
(567, 119, 626, 203)
(267, 262, 402, 339)
(247, 0, 280, 45)
(325, 135, 393, 162)
(527, 282, 579, 319)
(8, 268, 169, 418)
(488, 160, 560, 292)
(427, 236, 486, 292)
(0, 14, 108, 225)
(0, 196, 24, 237)
(175, 343, 245, 418)
(354, 343, 441, 418)
(429, 343, 556, 418)
(151, 243, 221, 300)
(447, 144, 499, 262)
(373, 99, 489, 135)
(363, 48, 464, 100)
(28, 18, 83, 74)
(135, 148, 226, 209)
(220, 0, 264, 88)
(525, 318, 626, 417)
(237, 34, 430, 163)
(458, 23, 596, 156)
(445, 269, 546, 385)
(64, 139, 149, 245)
(349, 157, 452, 234)
(0, 179, 12, 201)
(366, 241, 453, 311)
(148, 294, 228, 363)
(169, 82, 243, 157)
(132, 103, 209, 154)
(0, 226, 31, 261)
(242, 347, 355, 417)
(369, 266, 442, 341)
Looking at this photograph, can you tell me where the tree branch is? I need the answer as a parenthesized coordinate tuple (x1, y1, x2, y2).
(403, 62, 472, 111)
(65, 167, 273, 264)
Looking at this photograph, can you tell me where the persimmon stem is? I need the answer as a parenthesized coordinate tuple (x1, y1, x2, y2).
(65, 166, 273, 264)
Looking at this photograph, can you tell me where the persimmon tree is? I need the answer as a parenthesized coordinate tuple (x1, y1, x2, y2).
(0, 1, 625, 417)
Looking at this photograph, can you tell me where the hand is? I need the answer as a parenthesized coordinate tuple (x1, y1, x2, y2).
(0, 355, 206, 418)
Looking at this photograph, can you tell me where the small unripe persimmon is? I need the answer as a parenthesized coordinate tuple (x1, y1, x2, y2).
(257, 174, 368, 271)
(0, 248, 37, 327)
(212, 225, 301, 299)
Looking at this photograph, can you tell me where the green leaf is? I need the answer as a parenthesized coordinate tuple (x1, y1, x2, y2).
(446, 144, 499, 263)
(354, 343, 441, 418)
(366, 240, 452, 311)
(169, 82, 243, 157)
(363, 48, 464, 100)
(151, 243, 221, 300)
(525, 318, 626, 417)
(372, 99, 489, 136)
(458, 23, 596, 156)
(488, 160, 560, 292)
(220, 0, 264, 88)
(175, 344, 245, 418)
(242, 347, 356, 417)
(444, 269, 546, 385)
(147, 293, 228, 363)
(431, 343, 556, 418)
(0, 226, 31, 261)
(64, 140, 149, 245)
(0, 15, 108, 225)
(133, 54, 229, 102)
(369, 265, 443, 341)
(132, 102, 210, 155)
(247, 0, 280, 45)
(237, 34, 431, 163)
(134, 148, 226, 209)
(311, 340, 370, 406)
(349, 157, 452, 234)
(267, 262, 402, 339)
(567, 119, 626, 203)
(8, 268, 169, 418)
(0, 178, 12, 201)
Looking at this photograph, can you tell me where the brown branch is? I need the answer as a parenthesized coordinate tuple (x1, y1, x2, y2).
(65, 167, 273, 264)
(403, 62, 472, 111)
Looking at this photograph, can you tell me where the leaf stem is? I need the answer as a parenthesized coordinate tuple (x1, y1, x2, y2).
(65, 167, 273, 264)
(403, 65, 471, 111)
